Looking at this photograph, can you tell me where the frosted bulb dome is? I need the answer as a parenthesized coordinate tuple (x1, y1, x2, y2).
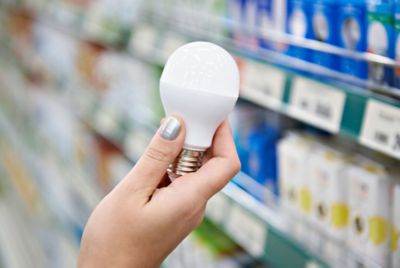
(160, 41, 240, 151)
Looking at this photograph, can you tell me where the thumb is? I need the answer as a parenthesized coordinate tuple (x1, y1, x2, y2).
(124, 116, 186, 196)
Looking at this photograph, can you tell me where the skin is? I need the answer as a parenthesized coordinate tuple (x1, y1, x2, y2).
(77, 117, 241, 268)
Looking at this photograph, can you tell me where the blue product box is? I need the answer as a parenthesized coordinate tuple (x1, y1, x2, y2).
(257, 0, 273, 50)
(367, 0, 395, 86)
(286, 0, 313, 61)
(394, 0, 400, 88)
(246, 123, 279, 196)
(338, 0, 368, 79)
(311, 0, 340, 70)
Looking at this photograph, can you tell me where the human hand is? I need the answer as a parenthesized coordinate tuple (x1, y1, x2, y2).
(77, 116, 241, 268)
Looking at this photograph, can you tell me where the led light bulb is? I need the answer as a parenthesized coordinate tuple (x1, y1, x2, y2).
(160, 41, 240, 180)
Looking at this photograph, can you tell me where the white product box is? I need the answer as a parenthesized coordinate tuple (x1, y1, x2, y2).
(309, 146, 349, 239)
(393, 183, 400, 268)
(308, 145, 350, 261)
(278, 133, 315, 240)
(347, 158, 391, 267)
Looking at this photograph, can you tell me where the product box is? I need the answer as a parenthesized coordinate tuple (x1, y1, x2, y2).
(311, 0, 340, 70)
(246, 123, 279, 195)
(309, 145, 350, 240)
(286, 0, 313, 60)
(338, 0, 368, 79)
(393, 183, 400, 268)
(347, 157, 392, 267)
(278, 133, 315, 240)
(367, 0, 395, 86)
(228, 0, 259, 50)
(308, 144, 350, 260)
(257, 0, 287, 50)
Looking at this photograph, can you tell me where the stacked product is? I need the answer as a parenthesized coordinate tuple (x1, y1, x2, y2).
(227, 0, 400, 87)
(278, 132, 400, 267)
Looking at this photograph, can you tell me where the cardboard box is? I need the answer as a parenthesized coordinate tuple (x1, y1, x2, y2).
(347, 157, 391, 267)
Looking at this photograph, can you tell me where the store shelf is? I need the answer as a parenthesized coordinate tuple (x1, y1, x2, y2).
(7, 2, 400, 161)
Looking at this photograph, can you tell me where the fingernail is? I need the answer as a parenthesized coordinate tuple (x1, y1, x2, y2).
(159, 117, 181, 140)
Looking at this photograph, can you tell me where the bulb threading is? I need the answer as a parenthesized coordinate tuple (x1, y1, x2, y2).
(167, 149, 205, 180)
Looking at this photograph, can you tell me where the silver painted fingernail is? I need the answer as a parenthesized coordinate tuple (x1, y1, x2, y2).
(159, 117, 181, 140)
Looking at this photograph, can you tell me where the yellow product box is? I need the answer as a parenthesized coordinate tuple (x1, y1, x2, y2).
(309, 146, 350, 238)
(308, 145, 350, 260)
(347, 157, 391, 267)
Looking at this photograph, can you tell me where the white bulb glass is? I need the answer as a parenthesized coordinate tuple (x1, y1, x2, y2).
(160, 41, 240, 179)
(160, 41, 240, 150)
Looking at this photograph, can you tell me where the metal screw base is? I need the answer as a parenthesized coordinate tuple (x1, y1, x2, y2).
(167, 149, 205, 180)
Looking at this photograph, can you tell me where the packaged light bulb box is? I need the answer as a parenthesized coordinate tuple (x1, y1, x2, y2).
(246, 122, 279, 196)
(310, 0, 340, 70)
(286, 0, 313, 61)
(230, 0, 259, 50)
(229, 104, 264, 179)
(347, 156, 392, 267)
(256, 0, 288, 51)
(367, 0, 395, 86)
(393, 183, 400, 268)
(338, 0, 368, 79)
(277, 132, 315, 240)
(308, 143, 351, 260)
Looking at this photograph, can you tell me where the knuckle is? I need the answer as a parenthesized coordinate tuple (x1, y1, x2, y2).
(144, 146, 170, 163)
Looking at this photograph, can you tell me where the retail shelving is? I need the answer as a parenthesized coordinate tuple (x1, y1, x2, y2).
(4, 1, 400, 162)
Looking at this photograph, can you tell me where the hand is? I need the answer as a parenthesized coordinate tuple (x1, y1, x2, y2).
(77, 116, 241, 268)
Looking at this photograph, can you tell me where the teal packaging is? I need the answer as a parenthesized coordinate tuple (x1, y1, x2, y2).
(367, 0, 395, 86)
(394, 0, 400, 88)
(338, 0, 368, 79)
(286, 0, 313, 61)
(311, 0, 340, 70)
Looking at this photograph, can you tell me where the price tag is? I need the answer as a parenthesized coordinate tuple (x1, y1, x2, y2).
(205, 193, 230, 224)
(225, 204, 267, 257)
(360, 100, 400, 160)
(241, 61, 286, 110)
(130, 25, 157, 56)
(288, 78, 346, 133)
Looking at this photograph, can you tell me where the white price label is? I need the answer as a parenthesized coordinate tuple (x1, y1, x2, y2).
(360, 100, 400, 159)
(205, 193, 230, 224)
(288, 78, 346, 133)
(241, 61, 286, 110)
(225, 205, 266, 257)
(130, 25, 157, 56)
